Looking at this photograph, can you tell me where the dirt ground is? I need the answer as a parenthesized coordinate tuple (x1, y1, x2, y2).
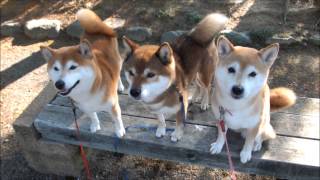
(1, 0, 319, 179)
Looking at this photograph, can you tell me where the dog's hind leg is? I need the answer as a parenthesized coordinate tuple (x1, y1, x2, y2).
(156, 114, 166, 138)
(197, 64, 213, 110)
(171, 91, 188, 142)
(171, 113, 184, 142)
(111, 102, 126, 137)
(191, 76, 202, 103)
(200, 86, 210, 110)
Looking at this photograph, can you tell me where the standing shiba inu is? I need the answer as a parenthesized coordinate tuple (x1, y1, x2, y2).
(210, 36, 296, 163)
(40, 9, 125, 137)
(122, 14, 228, 141)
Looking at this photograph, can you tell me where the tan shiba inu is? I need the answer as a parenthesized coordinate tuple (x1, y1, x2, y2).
(210, 36, 296, 163)
(122, 14, 228, 141)
(40, 9, 125, 137)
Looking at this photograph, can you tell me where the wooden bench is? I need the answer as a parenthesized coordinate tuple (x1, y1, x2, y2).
(14, 91, 319, 179)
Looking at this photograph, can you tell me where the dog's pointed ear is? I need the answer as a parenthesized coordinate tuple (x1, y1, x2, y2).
(156, 42, 173, 65)
(122, 36, 139, 54)
(79, 39, 93, 58)
(217, 36, 234, 57)
(40, 46, 54, 61)
(259, 43, 279, 67)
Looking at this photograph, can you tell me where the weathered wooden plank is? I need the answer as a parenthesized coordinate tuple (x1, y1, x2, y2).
(51, 93, 320, 117)
(50, 95, 320, 139)
(118, 91, 320, 116)
(34, 104, 320, 179)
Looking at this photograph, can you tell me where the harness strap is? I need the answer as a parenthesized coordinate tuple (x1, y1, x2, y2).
(71, 100, 93, 180)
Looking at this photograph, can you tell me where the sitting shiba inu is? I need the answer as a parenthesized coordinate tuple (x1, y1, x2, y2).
(122, 14, 228, 141)
(210, 36, 296, 163)
(40, 9, 125, 137)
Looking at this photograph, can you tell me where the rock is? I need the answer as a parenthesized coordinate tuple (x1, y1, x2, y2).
(220, 30, 252, 46)
(104, 17, 126, 29)
(125, 26, 152, 42)
(266, 33, 299, 45)
(1, 20, 22, 36)
(24, 19, 61, 39)
(66, 20, 84, 38)
(308, 33, 320, 46)
(186, 11, 202, 24)
(160, 30, 187, 43)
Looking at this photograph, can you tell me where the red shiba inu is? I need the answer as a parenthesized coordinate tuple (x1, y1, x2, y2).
(40, 9, 125, 137)
(122, 14, 228, 141)
(210, 36, 296, 163)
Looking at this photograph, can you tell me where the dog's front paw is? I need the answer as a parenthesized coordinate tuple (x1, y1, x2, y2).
(210, 141, 224, 154)
(240, 150, 252, 163)
(200, 101, 209, 111)
(171, 128, 183, 142)
(192, 95, 202, 103)
(117, 82, 125, 92)
(90, 123, 101, 133)
(115, 126, 126, 138)
(253, 141, 262, 152)
(156, 126, 166, 138)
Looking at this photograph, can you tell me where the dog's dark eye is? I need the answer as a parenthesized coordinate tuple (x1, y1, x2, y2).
(54, 67, 59, 71)
(69, 65, 77, 70)
(249, 71, 257, 77)
(228, 67, 235, 73)
(129, 70, 134, 76)
(147, 72, 155, 78)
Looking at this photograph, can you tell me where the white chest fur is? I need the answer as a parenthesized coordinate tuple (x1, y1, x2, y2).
(71, 89, 112, 114)
(212, 105, 260, 130)
(211, 93, 261, 130)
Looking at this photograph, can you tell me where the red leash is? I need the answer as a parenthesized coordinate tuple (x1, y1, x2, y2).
(218, 106, 236, 180)
(71, 102, 93, 180)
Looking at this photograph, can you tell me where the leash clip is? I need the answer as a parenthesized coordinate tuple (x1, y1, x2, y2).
(219, 106, 225, 120)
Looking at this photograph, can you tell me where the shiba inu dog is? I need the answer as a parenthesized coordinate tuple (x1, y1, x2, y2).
(40, 9, 125, 137)
(210, 36, 296, 163)
(122, 14, 228, 141)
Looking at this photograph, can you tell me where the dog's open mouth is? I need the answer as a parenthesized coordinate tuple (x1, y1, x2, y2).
(59, 80, 80, 96)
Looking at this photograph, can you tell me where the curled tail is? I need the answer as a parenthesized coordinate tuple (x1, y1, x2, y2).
(188, 13, 228, 45)
(270, 87, 296, 112)
(76, 9, 116, 37)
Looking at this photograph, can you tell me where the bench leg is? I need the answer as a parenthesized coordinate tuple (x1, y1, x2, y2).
(14, 121, 83, 177)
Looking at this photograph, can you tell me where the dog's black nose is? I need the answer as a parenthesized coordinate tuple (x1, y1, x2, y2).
(130, 88, 141, 98)
(55, 80, 65, 90)
(232, 85, 244, 96)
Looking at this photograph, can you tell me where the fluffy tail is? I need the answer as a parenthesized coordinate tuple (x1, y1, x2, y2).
(188, 13, 228, 45)
(270, 87, 296, 112)
(76, 9, 116, 37)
